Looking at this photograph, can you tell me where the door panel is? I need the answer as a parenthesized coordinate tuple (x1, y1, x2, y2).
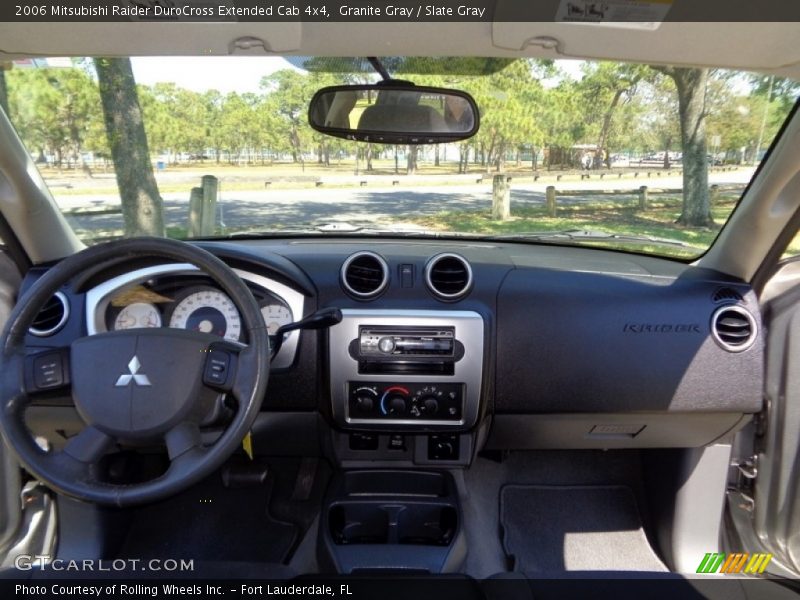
(754, 281, 800, 574)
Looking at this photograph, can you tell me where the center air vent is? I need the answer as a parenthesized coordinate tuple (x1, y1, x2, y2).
(341, 251, 389, 299)
(29, 291, 69, 337)
(711, 305, 757, 352)
(425, 253, 473, 301)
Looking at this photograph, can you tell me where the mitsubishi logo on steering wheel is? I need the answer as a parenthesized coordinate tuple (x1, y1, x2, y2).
(115, 356, 152, 387)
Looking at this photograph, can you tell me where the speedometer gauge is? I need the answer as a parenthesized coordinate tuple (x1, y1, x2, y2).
(169, 289, 241, 341)
(114, 303, 161, 330)
(261, 303, 293, 335)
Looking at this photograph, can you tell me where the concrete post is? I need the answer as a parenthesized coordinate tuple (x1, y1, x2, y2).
(710, 184, 719, 207)
(188, 176, 218, 237)
(546, 186, 557, 218)
(638, 185, 649, 211)
(188, 187, 203, 237)
(200, 175, 218, 236)
(492, 174, 511, 220)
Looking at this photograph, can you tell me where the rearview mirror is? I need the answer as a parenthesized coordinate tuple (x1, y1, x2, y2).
(308, 84, 479, 144)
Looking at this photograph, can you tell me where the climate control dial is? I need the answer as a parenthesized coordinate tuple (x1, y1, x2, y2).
(381, 386, 410, 416)
(418, 396, 439, 415)
(353, 387, 378, 413)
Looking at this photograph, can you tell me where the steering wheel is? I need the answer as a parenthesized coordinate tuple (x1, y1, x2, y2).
(0, 237, 270, 507)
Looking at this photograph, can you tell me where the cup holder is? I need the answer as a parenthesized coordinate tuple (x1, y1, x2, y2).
(322, 471, 464, 573)
(397, 505, 457, 546)
(329, 504, 389, 545)
(329, 502, 457, 547)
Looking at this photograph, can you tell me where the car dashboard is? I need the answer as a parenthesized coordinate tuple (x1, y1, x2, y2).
(20, 237, 764, 468)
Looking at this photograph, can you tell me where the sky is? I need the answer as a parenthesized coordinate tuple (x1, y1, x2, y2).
(131, 56, 298, 94)
(130, 56, 586, 94)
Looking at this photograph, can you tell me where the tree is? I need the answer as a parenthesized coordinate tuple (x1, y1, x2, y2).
(458, 60, 544, 172)
(260, 70, 319, 162)
(139, 83, 208, 163)
(652, 66, 713, 227)
(94, 58, 164, 237)
(750, 75, 800, 116)
(631, 75, 679, 167)
(6, 67, 103, 167)
(578, 63, 649, 168)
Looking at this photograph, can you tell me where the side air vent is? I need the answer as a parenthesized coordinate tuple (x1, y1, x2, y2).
(711, 305, 757, 352)
(29, 291, 70, 337)
(712, 287, 743, 303)
(341, 251, 389, 299)
(425, 253, 473, 301)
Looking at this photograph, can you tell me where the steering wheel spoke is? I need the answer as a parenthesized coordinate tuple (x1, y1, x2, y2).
(62, 425, 115, 464)
(164, 422, 212, 480)
(41, 445, 96, 485)
(164, 421, 203, 461)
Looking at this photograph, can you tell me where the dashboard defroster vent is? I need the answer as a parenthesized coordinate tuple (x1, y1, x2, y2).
(29, 291, 70, 337)
(425, 253, 473, 301)
(341, 251, 389, 299)
(711, 305, 756, 352)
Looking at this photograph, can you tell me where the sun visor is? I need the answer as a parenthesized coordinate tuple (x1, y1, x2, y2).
(0, 22, 302, 58)
(492, 0, 672, 51)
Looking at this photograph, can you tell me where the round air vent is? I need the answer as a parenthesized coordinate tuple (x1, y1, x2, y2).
(711, 305, 757, 352)
(341, 251, 389, 299)
(29, 291, 69, 337)
(425, 253, 473, 301)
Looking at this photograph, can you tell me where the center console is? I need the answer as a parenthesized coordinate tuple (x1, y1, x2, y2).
(328, 309, 485, 430)
(322, 310, 483, 572)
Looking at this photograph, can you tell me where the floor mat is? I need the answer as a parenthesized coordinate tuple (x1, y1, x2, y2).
(118, 465, 297, 564)
(500, 484, 667, 573)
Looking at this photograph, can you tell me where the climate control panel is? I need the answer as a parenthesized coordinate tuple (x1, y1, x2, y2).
(347, 382, 464, 423)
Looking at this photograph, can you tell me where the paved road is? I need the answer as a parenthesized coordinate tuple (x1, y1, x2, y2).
(55, 168, 754, 234)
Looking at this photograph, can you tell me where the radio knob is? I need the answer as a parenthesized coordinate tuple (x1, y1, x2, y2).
(386, 395, 407, 416)
(419, 397, 439, 415)
(378, 337, 396, 354)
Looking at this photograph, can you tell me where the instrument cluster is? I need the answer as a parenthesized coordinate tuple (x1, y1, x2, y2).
(105, 280, 293, 343)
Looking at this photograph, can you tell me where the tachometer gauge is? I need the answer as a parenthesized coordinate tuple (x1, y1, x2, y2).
(261, 303, 293, 335)
(114, 303, 161, 330)
(169, 289, 241, 341)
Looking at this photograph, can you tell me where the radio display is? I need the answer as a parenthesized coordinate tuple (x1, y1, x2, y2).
(358, 326, 456, 358)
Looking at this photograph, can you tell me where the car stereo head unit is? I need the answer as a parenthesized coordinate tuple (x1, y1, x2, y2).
(351, 326, 466, 376)
(358, 327, 457, 358)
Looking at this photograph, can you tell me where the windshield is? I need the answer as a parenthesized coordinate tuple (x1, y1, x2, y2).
(4, 56, 799, 259)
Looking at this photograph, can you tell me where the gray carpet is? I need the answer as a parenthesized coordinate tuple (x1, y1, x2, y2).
(118, 465, 297, 563)
(500, 484, 667, 573)
(460, 450, 654, 577)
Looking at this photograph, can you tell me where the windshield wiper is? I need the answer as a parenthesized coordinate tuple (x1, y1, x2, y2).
(491, 229, 688, 248)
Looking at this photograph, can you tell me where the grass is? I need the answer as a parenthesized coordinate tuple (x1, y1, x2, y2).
(406, 195, 742, 260)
